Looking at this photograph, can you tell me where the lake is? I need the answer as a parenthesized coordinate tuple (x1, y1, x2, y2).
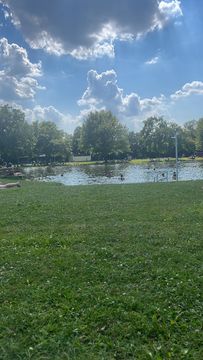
(23, 161, 203, 186)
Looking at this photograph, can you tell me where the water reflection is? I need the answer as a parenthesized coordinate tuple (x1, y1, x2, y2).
(23, 161, 203, 186)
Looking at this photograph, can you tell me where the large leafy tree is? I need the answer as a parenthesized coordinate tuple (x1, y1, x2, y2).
(138, 117, 172, 158)
(196, 118, 203, 151)
(32, 121, 72, 162)
(72, 126, 83, 155)
(0, 104, 33, 163)
(182, 120, 197, 156)
(81, 111, 130, 160)
(128, 131, 143, 159)
(138, 117, 188, 158)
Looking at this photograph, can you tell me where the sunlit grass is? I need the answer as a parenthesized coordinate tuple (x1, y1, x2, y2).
(130, 157, 203, 165)
(0, 180, 202, 359)
(64, 161, 100, 166)
(180, 157, 203, 161)
(130, 158, 176, 165)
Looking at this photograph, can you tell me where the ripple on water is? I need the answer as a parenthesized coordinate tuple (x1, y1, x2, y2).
(23, 161, 203, 186)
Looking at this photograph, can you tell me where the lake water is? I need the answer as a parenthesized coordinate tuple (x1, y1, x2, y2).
(23, 161, 203, 186)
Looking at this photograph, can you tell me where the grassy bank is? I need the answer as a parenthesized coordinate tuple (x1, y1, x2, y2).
(0, 181, 202, 359)
(64, 161, 101, 166)
(130, 157, 203, 165)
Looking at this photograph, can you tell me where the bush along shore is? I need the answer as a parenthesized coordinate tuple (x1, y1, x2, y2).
(0, 180, 202, 359)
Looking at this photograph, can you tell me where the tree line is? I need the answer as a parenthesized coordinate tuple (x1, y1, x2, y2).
(0, 104, 203, 165)
(0, 105, 72, 164)
(73, 110, 203, 160)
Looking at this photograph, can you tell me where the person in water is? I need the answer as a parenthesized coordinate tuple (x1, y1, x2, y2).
(172, 171, 177, 180)
(120, 173, 124, 181)
(0, 182, 21, 189)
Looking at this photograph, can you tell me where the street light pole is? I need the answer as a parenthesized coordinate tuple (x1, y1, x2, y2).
(175, 132, 178, 181)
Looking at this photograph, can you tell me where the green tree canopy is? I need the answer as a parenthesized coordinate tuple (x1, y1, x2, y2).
(72, 126, 83, 155)
(182, 120, 197, 156)
(0, 104, 33, 163)
(137, 116, 190, 158)
(32, 121, 72, 162)
(0, 104, 202, 164)
(196, 118, 203, 151)
(128, 131, 144, 159)
(80, 111, 130, 160)
(138, 117, 174, 158)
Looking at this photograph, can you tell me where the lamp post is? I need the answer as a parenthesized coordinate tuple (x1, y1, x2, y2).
(172, 132, 178, 181)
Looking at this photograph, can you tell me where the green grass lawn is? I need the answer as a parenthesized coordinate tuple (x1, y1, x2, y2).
(0, 180, 202, 359)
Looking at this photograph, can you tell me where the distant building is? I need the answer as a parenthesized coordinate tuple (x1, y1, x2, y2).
(72, 155, 91, 162)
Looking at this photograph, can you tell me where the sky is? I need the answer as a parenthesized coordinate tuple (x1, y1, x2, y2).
(0, 0, 203, 133)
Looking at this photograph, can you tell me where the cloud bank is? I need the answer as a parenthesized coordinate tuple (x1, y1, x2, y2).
(1, 0, 182, 59)
(24, 105, 78, 133)
(171, 81, 203, 100)
(0, 37, 44, 100)
(78, 69, 166, 125)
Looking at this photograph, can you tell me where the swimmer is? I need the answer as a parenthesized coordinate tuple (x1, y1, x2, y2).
(172, 171, 176, 180)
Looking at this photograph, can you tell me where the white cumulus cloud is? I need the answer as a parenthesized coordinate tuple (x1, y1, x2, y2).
(145, 56, 160, 65)
(1, 0, 183, 59)
(0, 37, 42, 77)
(0, 37, 44, 101)
(171, 81, 203, 100)
(78, 69, 140, 117)
(24, 105, 79, 133)
(140, 94, 166, 111)
(78, 69, 167, 129)
(159, 0, 183, 20)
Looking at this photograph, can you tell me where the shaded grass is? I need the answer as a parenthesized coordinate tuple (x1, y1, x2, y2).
(0, 180, 203, 359)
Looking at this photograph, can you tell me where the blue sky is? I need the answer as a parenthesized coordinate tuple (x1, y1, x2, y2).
(0, 0, 203, 133)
